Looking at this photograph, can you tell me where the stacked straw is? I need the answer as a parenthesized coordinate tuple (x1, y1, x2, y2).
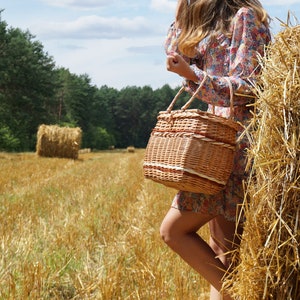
(225, 24, 300, 299)
(36, 124, 82, 159)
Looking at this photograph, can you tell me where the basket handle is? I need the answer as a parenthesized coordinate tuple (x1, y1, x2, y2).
(166, 73, 235, 119)
(166, 86, 186, 113)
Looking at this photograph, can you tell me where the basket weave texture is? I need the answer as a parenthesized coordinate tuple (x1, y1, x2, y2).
(143, 80, 240, 194)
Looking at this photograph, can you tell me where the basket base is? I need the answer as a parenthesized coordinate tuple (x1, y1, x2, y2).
(143, 133, 235, 194)
(144, 166, 226, 195)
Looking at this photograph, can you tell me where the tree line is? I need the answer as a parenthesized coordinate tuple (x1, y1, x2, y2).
(0, 14, 207, 152)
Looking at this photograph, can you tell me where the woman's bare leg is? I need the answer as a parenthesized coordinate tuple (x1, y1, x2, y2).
(160, 208, 233, 296)
(208, 216, 242, 300)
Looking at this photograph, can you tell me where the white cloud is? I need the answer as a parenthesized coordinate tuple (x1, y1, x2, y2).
(45, 36, 172, 89)
(42, 0, 112, 9)
(150, 0, 176, 12)
(261, 0, 300, 5)
(35, 15, 161, 40)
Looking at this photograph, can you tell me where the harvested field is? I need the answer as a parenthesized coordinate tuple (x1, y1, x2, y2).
(0, 150, 210, 299)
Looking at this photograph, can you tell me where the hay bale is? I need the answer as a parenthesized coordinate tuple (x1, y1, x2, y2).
(127, 146, 135, 153)
(36, 124, 82, 159)
(78, 148, 91, 154)
(225, 23, 300, 299)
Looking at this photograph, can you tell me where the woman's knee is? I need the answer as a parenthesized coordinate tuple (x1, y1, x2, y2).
(160, 208, 210, 247)
(159, 218, 176, 245)
(159, 209, 186, 247)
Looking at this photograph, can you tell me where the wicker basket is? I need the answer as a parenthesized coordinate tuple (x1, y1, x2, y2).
(143, 77, 240, 194)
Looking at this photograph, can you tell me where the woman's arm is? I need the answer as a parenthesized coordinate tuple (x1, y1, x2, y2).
(186, 8, 271, 107)
(165, 8, 271, 107)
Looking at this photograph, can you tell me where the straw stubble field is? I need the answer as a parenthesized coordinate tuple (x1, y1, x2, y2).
(0, 150, 209, 299)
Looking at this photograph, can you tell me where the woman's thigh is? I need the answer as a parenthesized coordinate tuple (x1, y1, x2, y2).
(160, 207, 215, 239)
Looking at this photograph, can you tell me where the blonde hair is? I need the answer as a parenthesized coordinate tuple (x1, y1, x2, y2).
(177, 0, 270, 57)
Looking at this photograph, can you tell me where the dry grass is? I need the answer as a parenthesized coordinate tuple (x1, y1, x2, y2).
(0, 150, 209, 299)
(225, 23, 300, 299)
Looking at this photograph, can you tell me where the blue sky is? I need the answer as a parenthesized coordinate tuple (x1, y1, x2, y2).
(1, 0, 300, 89)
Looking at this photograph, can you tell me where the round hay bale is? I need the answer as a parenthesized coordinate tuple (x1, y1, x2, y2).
(127, 146, 135, 153)
(36, 124, 82, 159)
(225, 24, 300, 299)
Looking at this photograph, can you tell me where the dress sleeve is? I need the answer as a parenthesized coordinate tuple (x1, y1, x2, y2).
(186, 8, 271, 107)
(164, 22, 180, 55)
(164, 22, 191, 63)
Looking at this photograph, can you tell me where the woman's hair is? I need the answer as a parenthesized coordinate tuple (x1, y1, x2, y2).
(177, 0, 270, 57)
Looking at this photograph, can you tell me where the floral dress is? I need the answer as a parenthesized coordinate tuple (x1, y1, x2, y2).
(164, 7, 271, 221)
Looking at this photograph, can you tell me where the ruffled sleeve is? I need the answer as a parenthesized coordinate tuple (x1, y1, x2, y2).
(164, 22, 182, 55)
(164, 22, 191, 63)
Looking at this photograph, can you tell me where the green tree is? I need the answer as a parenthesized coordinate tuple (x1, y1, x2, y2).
(0, 124, 20, 151)
(86, 126, 115, 150)
(89, 85, 118, 147)
(56, 68, 109, 148)
(112, 86, 155, 148)
(56, 69, 93, 128)
(0, 19, 59, 150)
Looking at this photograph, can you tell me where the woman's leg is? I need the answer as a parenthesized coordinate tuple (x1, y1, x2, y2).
(160, 208, 233, 294)
(208, 216, 242, 300)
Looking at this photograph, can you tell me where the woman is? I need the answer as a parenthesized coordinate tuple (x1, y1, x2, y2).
(160, 0, 271, 299)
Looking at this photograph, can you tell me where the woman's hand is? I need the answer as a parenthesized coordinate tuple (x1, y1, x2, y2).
(166, 52, 198, 82)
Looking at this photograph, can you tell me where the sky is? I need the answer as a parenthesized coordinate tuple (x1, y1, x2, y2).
(1, 0, 300, 90)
